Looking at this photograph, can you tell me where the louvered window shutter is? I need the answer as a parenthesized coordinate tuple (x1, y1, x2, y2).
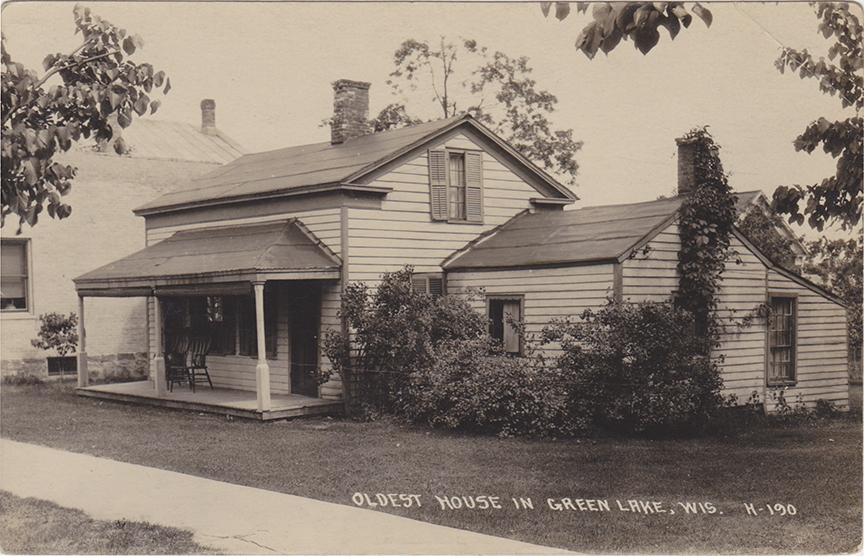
(428, 150, 448, 221)
(465, 152, 483, 222)
(428, 276, 445, 296)
(411, 276, 426, 294)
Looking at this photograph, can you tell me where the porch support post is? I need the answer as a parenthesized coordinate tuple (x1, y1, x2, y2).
(254, 281, 271, 412)
(153, 296, 167, 397)
(76, 295, 88, 387)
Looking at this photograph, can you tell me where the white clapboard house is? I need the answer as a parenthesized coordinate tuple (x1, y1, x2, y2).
(74, 80, 849, 419)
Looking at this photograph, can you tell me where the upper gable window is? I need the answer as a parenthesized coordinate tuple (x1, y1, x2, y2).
(429, 149, 483, 223)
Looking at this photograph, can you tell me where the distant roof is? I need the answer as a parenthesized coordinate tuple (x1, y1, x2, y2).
(445, 196, 683, 270)
(134, 114, 575, 215)
(78, 119, 246, 165)
(75, 219, 340, 293)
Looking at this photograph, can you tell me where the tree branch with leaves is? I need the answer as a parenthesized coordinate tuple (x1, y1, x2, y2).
(540, 2, 713, 58)
(772, 2, 863, 231)
(1, 3, 170, 229)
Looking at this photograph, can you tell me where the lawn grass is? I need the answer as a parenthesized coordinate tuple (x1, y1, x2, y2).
(1, 382, 861, 554)
(0, 491, 220, 554)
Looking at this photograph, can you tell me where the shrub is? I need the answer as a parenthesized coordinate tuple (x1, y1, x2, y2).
(31, 312, 78, 356)
(322, 267, 487, 416)
(397, 338, 579, 437)
(542, 300, 725, 437)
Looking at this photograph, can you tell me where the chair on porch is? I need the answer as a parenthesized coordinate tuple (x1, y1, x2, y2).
(186, 336, 213, 393)
(165, 334, 191, 393)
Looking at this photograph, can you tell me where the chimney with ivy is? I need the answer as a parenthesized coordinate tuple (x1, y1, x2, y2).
(330, 79, 372, 144)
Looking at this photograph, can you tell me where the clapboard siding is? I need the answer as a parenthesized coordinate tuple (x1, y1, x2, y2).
(618, 223, 849, 410)
(448, 265, 616, 356)
(621, 227, 679, 303)
(347, 133, 545, 283)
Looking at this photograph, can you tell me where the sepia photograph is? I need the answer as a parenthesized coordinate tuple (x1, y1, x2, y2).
(1, 1, 861, 554)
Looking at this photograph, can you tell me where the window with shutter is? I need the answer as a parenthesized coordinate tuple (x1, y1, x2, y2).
(411, 273, 446, 296)
(428, 149, 483, 223)
(488, 296, 523, 355)
(428, 150, 448, 220)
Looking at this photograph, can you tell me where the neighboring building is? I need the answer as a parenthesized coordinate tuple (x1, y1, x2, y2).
(1, 101, 244, 378)
(73, 80, 849, 417)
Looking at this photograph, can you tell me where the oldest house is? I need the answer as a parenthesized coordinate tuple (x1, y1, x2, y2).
(73, 80, 849, 418)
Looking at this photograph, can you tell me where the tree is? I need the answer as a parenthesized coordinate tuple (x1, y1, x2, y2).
(2, 3, 169, 229)
(539, 2, 713, 58)
(801, 234, 863, 357)
(375, 38, 583, 187)
(772, 2, 863, 231)
(737, 208, 799, 271)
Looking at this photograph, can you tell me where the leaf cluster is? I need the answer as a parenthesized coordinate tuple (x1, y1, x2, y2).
(541, 300, 724, 436)
(2, 3, 169, 229)
(737, 207, 799, 271)
(540, 2, 712, 58)
(772, 2, 863, 231)
(802, 234, 863, 347)
(31, 312, 79, 356)
(322, 267, 487, 415)
(675, 128, 737, 340)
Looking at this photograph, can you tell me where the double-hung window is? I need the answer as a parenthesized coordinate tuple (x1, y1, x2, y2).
(428, 149, 483, 223)
(768, 295, 796, 385)
(488, 296, 523, 355)
(1, 240, 30, 312)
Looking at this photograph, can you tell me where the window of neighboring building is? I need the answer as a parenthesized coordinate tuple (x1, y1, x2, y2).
(428, 149, 483, 223)
(488, 296, 523, 355)
(768, 296, 796, 385)
(1, 240, 29, 312)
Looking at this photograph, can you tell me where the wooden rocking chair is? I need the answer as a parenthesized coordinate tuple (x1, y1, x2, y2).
(186, 336, 213, 393)
(165, 335, 191, 393)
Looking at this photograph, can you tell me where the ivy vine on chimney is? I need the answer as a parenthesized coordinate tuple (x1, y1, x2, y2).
(675, 127, 737, 345)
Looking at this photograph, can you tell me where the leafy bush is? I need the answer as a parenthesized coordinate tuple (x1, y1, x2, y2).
(542, 300, 724, 437)
(397, 338, 579, 437)
(31, 313, 78, 356)
(322, 267, 487, 416)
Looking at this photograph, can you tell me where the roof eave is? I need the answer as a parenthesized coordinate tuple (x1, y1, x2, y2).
(133, 182, 392, 217)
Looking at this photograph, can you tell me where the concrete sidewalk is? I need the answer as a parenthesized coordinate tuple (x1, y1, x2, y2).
(0, 439, 573, 555)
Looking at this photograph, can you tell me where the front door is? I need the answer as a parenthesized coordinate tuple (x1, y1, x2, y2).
(289, 282, 320, 397)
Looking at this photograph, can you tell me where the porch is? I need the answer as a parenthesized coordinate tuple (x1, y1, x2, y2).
(78, 380, 342, 421)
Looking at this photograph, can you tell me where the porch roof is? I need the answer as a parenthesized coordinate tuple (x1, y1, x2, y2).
(74, 219, 341, 296)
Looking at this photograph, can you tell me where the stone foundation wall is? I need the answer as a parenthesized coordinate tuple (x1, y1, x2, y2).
(1, 352, 149, 383)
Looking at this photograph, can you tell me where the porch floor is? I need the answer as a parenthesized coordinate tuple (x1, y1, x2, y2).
(77, 381, 342, 421)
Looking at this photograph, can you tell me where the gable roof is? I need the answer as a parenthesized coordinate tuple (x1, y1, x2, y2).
(444, 196, 683, 270)
(74, 219, 341, 295)
(77, 119, 246, 165)
(134, 114, 576, 216)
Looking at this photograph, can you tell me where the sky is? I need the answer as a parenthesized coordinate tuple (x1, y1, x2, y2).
(2, 1, 859, 237)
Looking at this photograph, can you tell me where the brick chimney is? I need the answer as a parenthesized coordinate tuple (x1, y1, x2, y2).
(331, 79, 372, 144)
(675, 136, 697, 197)
(201, 99, 217, 135)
